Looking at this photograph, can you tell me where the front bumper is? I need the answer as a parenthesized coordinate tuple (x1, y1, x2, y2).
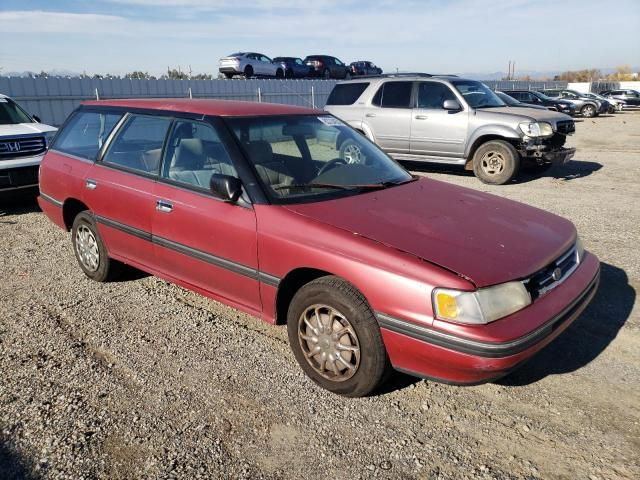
(378, 252, 600, 384)
(0, 165, 40, 191)
(540, 146, 576, 164)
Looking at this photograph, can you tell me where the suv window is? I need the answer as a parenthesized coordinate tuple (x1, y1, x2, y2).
(102, 114, 172, 175)
(162, 120, 237, 190)
(372, 81, 413, 108)
(417, 82, 457, 109)
(53, 111, 122, 160)
(326, 83, 370, 105)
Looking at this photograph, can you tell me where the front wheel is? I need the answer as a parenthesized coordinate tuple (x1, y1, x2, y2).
(71, 212, 121, 282)
(287, 276, 391, 397)
(472, 140, 520, 185)
(275, 68, 284, 79)
(581, 104, 596, 117)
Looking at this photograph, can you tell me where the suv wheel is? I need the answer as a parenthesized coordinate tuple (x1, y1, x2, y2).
(287, 276, 391, 397)
(581, 104, 596, 117)
(71, 211, 121, 282)
(473, 140, 520, 185)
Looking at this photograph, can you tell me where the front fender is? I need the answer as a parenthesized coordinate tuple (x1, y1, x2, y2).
(464, 125, 522, 158)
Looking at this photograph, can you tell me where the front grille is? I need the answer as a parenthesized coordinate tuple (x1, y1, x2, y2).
(556, 120, 575, 135)
(0, 136, 46, 159)
(545, 132, 567, 148)
(526, 244, 579, 299)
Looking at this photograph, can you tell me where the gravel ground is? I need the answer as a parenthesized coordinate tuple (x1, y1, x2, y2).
(1, 111, 639, 480)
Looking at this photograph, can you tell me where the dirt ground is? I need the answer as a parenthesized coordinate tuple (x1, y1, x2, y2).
(1, 111, 638, 480)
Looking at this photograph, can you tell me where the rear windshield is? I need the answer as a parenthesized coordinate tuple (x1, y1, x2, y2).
(326, 83, 369, 106)
(0, 98, 33, 125)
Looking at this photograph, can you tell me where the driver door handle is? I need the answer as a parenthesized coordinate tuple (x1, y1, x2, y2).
(365, 113, 376, 118)
(415, 115, 428, 120)
(156, 200, 173, 213)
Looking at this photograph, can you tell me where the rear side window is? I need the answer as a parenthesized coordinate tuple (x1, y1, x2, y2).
(101, 115, 172, 175)
(53, 111, 122, 160)
(326, 83, 369, 105)
(372, 82, 413, 108)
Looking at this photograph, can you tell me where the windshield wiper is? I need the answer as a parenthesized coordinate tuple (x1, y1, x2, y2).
(273, 183, 351, 191)
(273, 178, 415, 192)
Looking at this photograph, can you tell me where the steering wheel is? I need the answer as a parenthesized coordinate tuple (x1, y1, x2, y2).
(317, 158, 347, 176)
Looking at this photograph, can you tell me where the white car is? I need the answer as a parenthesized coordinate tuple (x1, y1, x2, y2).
(219, 52, 284, 79)
(0, 94, 57, 192)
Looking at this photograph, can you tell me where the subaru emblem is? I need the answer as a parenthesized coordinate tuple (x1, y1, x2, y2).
(551, 267, 562, 282)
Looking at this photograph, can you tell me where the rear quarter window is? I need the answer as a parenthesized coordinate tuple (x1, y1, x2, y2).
(52, 110, 122, 161)
(326, 83, 370, 106)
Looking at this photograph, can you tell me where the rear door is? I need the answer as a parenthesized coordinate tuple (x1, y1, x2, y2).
(84, 113, 172, 267)
(363, 81, 413, 153)
(410, 81, 468, 158)
(152, 117, 261, 312)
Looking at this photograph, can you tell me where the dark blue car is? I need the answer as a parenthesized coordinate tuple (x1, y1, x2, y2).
(273, 57, 312, 78)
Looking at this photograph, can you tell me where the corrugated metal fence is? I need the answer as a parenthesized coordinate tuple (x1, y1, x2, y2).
(0, 77, 337, 126)
(483, 80, 567, 91)
(1, 76, 569, 127)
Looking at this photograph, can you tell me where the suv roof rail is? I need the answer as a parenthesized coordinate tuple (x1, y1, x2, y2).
(352, 72, 433, 79)
(432, 74, 459, 77)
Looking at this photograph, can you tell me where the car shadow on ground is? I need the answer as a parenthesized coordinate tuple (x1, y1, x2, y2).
(497, 261, 635, 387)
(405, 159, 603, 184)
(0, 440, 35, 480)
(0, 190, 40, 220)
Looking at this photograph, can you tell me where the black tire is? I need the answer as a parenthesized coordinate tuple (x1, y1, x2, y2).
(244, 65, 254, 78)
(285, 68, 294, 79)
(223, 73, 233, 79)
(287, 276, 391, 397)
(472, 140, 520, 185)
(275, 68, 284, 79)
(71, 211, 121, 282)
(345, 71, 352, 80)
(581, 104, 596, 118)
(323, 68, 331, 79)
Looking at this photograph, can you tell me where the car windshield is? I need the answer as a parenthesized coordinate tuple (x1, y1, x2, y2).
(0, 98, 33, 125)
(452, 80, 505, 108)
(225, 114, 413, 204)
(495, 92, 519, 105)
(532, 91, 553, 101)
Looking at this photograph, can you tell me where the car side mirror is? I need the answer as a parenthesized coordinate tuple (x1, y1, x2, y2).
(32, 115, 41, 123)
(210, 174, 243, 203)
(443, 99, 462, 111)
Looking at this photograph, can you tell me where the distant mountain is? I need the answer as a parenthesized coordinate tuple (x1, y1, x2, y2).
(458, 66, 640, 81)
(1, 69, 82, 78)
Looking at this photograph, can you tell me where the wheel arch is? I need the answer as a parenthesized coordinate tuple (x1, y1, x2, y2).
(62, 198, 90, 231)
(464, 132, 521, 170)
(275, 267, 347, 325)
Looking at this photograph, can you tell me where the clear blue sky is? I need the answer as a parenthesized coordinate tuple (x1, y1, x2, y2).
(1, 0, 639, 76)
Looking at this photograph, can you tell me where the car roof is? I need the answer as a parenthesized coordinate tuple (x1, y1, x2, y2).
(80, 98, 320, 117)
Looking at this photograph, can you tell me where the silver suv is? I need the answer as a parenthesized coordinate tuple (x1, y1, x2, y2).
(325, 74, 576, 185)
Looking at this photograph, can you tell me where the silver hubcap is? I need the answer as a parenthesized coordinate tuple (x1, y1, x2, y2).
(75, 225, 100, 272)
(584, 106, 594, 116)
(343, 143, 364, 164)
(298, 304, 361, 382)
(480, 151, 505, 176)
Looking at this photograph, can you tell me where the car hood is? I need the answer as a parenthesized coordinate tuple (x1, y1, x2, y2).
(0, 122, 57, 136)
(477, 106, 572, 124)
(283, 178, 576, 287)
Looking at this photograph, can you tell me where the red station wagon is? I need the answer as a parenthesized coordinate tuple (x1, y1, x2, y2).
(38, 99, 600, 397)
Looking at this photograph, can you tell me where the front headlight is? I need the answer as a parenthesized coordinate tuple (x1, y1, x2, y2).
(433, 282, 532, 325)
(518, 121, 553, 137)
(44, 130, 57, 147)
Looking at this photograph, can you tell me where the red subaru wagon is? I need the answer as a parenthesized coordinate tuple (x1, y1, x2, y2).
(38, 99, 600, 397)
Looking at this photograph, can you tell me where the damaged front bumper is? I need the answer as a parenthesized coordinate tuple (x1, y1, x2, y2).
(520, 136, 576, 165)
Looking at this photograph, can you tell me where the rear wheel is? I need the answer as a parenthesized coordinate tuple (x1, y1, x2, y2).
(473, 140, 520, 185)
(244, 65, 254, 78)
(71, 212, 121, 282)
(323, 68, 331, 79)
(285, 68, 294, 79)
(275, 68, 284, 79)
(581, 104, 596, 117)
(223, 73, 233, 79)
(287, 276, 391, 397)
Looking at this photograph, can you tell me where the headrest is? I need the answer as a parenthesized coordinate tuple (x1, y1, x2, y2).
(173, 138, 205, 170)
(245, 140, 273, 165)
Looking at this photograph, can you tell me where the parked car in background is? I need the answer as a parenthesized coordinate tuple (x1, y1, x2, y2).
(599, 89, 640, 106)
(541, 89, 606, 117)
(304, 55, 351, 79)
(272, 57, 311, 78)
(496, 91, 554, 111)
(501, 90, 576, 115)
(582, 92, 624, 113)
(349, 61, 382, 76)
(219, 52, 284, 79)
(325, 74, 576, 185)
(37, 98, 599, 397)
(0, 94, 57, 193)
